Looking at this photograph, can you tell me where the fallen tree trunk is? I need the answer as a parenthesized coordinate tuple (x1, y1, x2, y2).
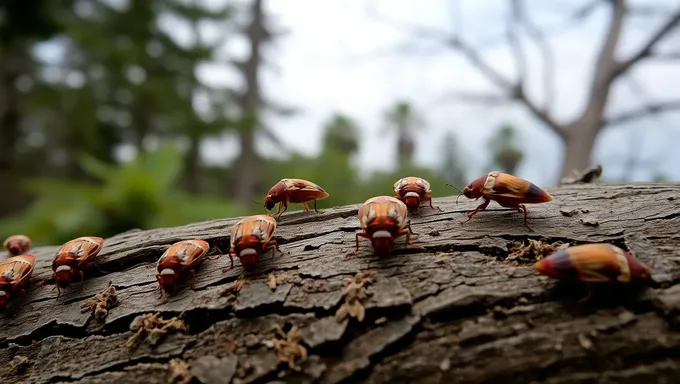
(1, 182, 680, 384)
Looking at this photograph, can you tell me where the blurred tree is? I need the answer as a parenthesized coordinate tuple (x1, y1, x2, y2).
(437, 131, 467, 187)
(321, 113, 360, 157)
(0, 0, 67, 216)
(372, 0, 680, 181)
(381, 101, 426, 171)
(487, 124, 524, 175)
(231, 0, 293, 204)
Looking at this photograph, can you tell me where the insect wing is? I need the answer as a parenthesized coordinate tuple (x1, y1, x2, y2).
(360, 196, 407, 230)
(489, 173, 527, 198)
(250, 215, 277, 244)
(58, 237, 104, 268)
(567, 244, 624, 282)
(283, 179, 329, 201)
(0, 255, 35, 289)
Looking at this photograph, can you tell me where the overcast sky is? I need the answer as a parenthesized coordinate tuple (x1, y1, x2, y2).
(38, 0, 680, 185)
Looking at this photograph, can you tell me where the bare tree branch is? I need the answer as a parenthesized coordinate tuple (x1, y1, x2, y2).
(583, 0, 626, 115)
(605, 101, 680, 125)
(431, 91, 516, 106)
(506, 0, 527, 91)
(611, 11, 680, 79)
(653, 51, 680, 60)
(516, 0, 556, 115)
(365, 1, 566, 137)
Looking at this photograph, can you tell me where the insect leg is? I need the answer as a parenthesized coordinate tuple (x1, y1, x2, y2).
(313, 199, 320, 212)
(189, 269, 197, 290)
(302, 202, 310, 211)
(461, 198, 491, 224)
(222, 251, 235, 273)
(345, 232, 371, 259)
(426, 196, 442, 212)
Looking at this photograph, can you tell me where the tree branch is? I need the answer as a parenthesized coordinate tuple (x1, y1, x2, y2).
(365, 1, 566, 138)
(506, 0, 526, 92)
(605, 101, 680, 125)
(612, 10, 680, 79)
(583, 0, 626, 115)
(516, 0, 556, 116)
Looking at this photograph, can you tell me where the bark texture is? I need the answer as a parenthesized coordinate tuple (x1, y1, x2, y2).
(1, 183, 680, 384)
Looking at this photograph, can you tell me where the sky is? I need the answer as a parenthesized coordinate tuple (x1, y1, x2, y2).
(36, 0, 680, 186)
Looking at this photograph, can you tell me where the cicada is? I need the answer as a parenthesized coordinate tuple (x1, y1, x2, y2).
(156, 239, 210, 297)
(264, 178, 329, 218)
(0, 254, 36, 310)
(226, 214, 284, 271)
(345, 195, 418, 257)
(52, 236, 104, 296)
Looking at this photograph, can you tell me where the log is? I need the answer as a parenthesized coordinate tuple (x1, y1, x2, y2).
(1, 182, 679, 384)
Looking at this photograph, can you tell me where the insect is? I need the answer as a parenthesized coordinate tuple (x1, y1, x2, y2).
(393, 177, 441, 212)
(345, 195, 419, 258)
(534, 243, 652, 284)
(3, 235, 31, 257)
(156, 239, 211, 297)
(264, 178, 329, 218)
(0, 254, 36, 310)
(51, 236, 104, 296)
(455, 171, 552, 226)
(226, 214, 285, 272)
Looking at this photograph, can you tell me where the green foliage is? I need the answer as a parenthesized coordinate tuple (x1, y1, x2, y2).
(487, 124, 524, 175)
(0, 145, 245, 246)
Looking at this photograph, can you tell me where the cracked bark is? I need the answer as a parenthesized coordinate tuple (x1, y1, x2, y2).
(1, 183, 680, 384)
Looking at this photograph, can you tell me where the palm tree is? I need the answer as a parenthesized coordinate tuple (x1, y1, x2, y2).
(488, 124, 524, 175)
(321, 113, 360, 157)
(380, 101, 426, 171)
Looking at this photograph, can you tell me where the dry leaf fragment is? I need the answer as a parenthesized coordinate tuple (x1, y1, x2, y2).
(335, 271, 375, 323)
(81, 284, 119, 320)
(126, 312, 188, 347)
(272, 325, 308, 371)
(168, 358, 192, 384)
(267, 273, 277, 290)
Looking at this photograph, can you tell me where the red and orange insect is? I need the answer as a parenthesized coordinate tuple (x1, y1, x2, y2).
(456, 172, 552, 226)
(393, 177, 441, 212)
(51, 236, 104, 296)
(264, 178, 329, 218)
(3, 235, 31, 257)
(226, 214, 285, 272)
(346, 195, 419, 257)
(0, 254, 36, 310)
(156, 239, 212, 297)
(534, 243, 652, 284)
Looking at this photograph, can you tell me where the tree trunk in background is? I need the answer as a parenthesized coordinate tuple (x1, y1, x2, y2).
(559, 121, 601, 180)
(184, 134, 201, 194)
(234, 0, 264, 205)
(1, 182, 679, 383)
(0, 45, 28, 217)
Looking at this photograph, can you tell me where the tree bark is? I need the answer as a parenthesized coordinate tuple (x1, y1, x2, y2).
(234, 0, 264, 205)
(1, 182, 679, 384)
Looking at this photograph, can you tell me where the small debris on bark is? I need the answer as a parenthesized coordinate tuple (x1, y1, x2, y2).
(560, 164, 603, 184)
(668, 195, 676, 201)
(221, 277, 249, 299)
(126, 312, 188, 347)
(375, 316, 388, 325)
(580, 217, 600, 227)
(168, 358, 192, 384)
(10, 355, 30, 372)
(560, 208, 579, 217)
(272, 324, 308, 371)
(578, 333, 594, 350)
(335, 271, 375, 323)
(507, 239, 569, 263)
(267, 273, 277, 290)
(429, 230, 441, 237)
(80, 284, 119, 320)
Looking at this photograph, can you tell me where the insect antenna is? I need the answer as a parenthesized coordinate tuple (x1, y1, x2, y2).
(445, 183, 468, 217)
